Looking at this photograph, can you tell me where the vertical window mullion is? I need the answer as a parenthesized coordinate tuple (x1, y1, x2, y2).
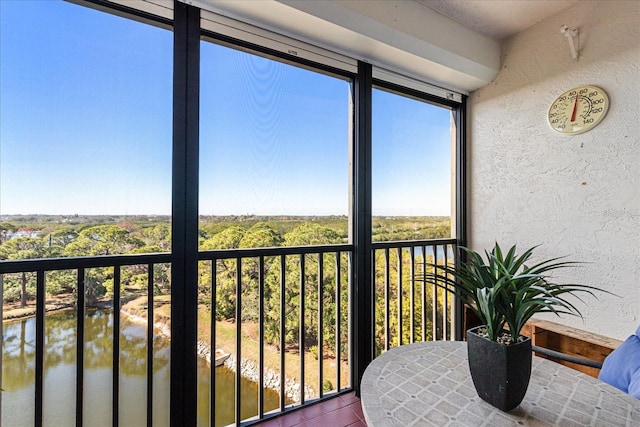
(171, 2, 200, 426)
(299, 254, 306, 405)
(210, 260, 217, 427)
(76, 268, 86, 427)
(113, 266, 121, 427)
(146, 264, 155, 427)
(352, 60, 373, 394)
(35, 270, 46, 427)
(453, 100, 467, 341)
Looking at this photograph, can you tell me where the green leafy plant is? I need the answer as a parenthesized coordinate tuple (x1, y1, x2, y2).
(416, 242, 608, 344)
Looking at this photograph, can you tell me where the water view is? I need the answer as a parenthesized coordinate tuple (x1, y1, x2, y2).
(1, 310, 281, 427)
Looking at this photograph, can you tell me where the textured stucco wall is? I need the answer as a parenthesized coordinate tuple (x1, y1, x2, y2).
(468, 1, 640, 340)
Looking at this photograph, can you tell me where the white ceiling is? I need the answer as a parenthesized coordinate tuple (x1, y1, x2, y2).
(418, 0, 579, 40)
(182, 0, 582, 93)
(192, 0, 502, 93)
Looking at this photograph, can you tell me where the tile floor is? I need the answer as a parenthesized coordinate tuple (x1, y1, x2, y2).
(254, 392, 367, 427)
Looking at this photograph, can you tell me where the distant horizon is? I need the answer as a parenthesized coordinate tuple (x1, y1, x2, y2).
(0, 213, 450, 219)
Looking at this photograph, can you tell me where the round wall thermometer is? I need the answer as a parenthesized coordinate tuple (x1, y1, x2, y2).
(547, 85, 609, 135)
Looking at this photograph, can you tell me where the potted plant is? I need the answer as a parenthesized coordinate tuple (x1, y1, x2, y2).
(415, 242, 606, 411)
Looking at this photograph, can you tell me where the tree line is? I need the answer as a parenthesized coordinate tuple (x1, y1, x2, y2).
(1, 216, 451, 356)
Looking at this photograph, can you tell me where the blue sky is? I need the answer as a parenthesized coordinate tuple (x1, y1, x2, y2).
(0, 0, 451, 217)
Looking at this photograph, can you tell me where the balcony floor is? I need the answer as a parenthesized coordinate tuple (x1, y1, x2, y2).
(255, 392, 367, 427)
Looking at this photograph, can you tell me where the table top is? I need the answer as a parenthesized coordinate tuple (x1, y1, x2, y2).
(360, 341, 640, 426)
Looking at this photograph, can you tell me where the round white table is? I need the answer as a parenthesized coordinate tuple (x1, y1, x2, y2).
(360, 341, 640, 426)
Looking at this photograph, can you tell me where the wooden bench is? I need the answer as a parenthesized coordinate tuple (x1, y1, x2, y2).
(521, 319, 622, 378)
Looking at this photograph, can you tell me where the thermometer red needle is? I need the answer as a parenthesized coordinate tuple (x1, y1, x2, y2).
(570, 96, 579, 122)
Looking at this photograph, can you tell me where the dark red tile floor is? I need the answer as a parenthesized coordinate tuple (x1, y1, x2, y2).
(254, 392, 367, 427)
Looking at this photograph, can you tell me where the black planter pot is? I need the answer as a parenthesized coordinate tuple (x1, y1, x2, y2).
(466, 325, 532, 411)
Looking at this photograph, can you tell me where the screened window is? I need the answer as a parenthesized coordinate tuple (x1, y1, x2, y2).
(0, 1, 172, 426)
(198, 41, 352, 249)
(372, 87, 454, 241)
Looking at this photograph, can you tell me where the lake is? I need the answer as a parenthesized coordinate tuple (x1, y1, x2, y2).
(1, 309, 281, 426)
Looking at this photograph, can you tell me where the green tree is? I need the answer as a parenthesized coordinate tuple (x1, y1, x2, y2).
(282, 222, 341, 246)
(46, 228, 79, 248)
(236, 224, 283, 321)
(63, 225, 144, 303)
(0, 237, 49, 307)
(263, 223, 347, 355)
(239, 222, 283, 249)
(65, 225, 144, 256)
(139, 224, 171, 251)
(372, 249, 454, 355)
(199, 226, 246, 320)
(0, 222, 17, 244)
(46, 269, 77, 296)
(201, 226, 245, 250)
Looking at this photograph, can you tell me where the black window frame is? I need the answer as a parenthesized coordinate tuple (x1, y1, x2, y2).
(11, 0, 467, 424)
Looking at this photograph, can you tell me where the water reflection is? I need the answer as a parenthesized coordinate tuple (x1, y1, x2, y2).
(197, 359, 287, 426)
(2, 310, 281, 427)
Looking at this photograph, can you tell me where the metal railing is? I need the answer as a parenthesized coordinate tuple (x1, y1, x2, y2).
(0, 238, 456, 426)
(198, 245, 353, 425)
(372, 239, 457, 356)
(0, 253, 171, 427)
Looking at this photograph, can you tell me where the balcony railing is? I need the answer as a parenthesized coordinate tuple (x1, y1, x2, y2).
(372, 239, 457, 356)
(198, 244, 353, 425)
(0, 238, 456, 426)
(0, 253, 172, 427)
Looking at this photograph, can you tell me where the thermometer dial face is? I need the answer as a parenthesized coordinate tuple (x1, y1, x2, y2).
(547, 86, 609, 135)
